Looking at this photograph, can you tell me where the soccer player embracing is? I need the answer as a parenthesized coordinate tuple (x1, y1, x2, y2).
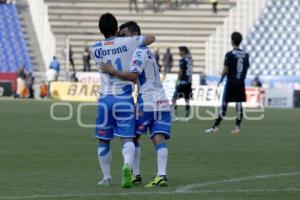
(91, 13, 155, 188)
(101, 21, 171, 188)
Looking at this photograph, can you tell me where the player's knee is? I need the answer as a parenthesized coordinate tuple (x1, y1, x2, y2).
(121, 138, 134, 145)
(133, 136, 140, 146)
(185, 104, 190, 110)
(98, 142, 110, 156)
(99, 139, 110, 145)
(152, 134, 166, 145)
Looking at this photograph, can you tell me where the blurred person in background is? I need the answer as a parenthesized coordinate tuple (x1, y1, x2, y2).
(69, 45, 75, 72)
(129, 0, 139, 12)
(161, 0, 171, 10)
(49, 56, 60, 81)
(39, 80, 48, 99)
(251, 75, 262, 87)
(47, 56, 60, 96)
(64, 45, 75, 72)
(163, 48, 173, 74)
(172, 46, 193, 121)
(155, 49, 162, 72)
(27, 72, 35, 99)
(153, 0, 159, 11)
(15, 66, 27, 98)
(82, 46, 91, 72)
(199, 71, 207, 85)
(210, 0, 218, 13)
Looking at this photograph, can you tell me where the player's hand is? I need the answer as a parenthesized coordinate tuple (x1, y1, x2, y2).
(100, 62, 115, 74)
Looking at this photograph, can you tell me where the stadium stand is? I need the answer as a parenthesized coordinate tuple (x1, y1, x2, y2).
(0, 3, 32, 72)
(44, 0, 236, 73)
(242, 0, 300, 76)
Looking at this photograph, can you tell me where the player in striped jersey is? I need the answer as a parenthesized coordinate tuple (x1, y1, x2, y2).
(101, 21, 171, 188)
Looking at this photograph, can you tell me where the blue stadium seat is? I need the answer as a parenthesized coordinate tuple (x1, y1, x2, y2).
(242, 0, 300, 76)
(0, 3, 32, 72)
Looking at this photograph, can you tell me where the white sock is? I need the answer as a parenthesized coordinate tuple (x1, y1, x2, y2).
(156, 143, 168, 176)
(122, 140, 135, 168)
(98, 143, 112, 179)
(132, 143, 141, 176)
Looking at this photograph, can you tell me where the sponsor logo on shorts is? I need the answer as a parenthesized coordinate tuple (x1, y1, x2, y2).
(98, 130, 106, 135)
(138, 125, 145, 130)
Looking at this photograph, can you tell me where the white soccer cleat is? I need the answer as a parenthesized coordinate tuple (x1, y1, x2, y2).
(180, 118, 190, 122)
(231, 127, 240, 135)
(205, 127, 219, 134)
(171, 116, 178, 122)
(98, 178, 112, 186)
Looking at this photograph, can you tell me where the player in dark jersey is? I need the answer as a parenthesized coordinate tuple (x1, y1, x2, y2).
(172, 46, 193, 121)
(206, 32, 250, 135)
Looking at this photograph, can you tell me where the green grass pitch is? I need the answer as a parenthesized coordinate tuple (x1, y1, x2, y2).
(0, 99, 299, 200)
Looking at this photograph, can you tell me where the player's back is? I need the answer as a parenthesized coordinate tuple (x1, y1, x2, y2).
(179, 56, 193, 85)
(91, 36, 145, 95)
(225, 49, 249, 83)
(130, 46, 170, 111)
(136, 47, 162, 94)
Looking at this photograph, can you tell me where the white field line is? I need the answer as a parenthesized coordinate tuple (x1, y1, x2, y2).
(175, 172, 300, 192)
(1, 172, 300, 199)
(1, 189, 300, 200)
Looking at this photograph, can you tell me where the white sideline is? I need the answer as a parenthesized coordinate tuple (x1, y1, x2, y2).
(1, 189, 300, 199)
(1, 172, 300, 199)
(175, 172, 300, 192)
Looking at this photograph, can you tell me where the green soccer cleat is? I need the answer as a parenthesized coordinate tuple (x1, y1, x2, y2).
(122, 164, 133, 188)
(132, 175, 143, 185)
(145, 176, 168, 188)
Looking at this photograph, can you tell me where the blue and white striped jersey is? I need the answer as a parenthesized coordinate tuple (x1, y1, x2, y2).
(91, 36, 145, 95)
(130, 46, 170, 111)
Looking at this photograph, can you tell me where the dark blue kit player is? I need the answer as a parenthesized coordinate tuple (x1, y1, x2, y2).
(172, 46, 193, 121)
(206, 32, 250, 135)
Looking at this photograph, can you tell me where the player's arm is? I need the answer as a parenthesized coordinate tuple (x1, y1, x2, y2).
(129, 35, 155, 47)
(143, 35, 156, 46)
(177, 59, 186, 82)
(218, 65, 229, 87)
(100, 49, 147, 83)
(218, 52, 231, 86)
(177, 68, 183, 81)
(100, 63, 138, 82)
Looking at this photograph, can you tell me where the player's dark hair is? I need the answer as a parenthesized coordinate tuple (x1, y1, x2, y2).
(179, 46, 189, 54)
(98, 13, 118, 38)
(119, 21, 141, 35)
(231, 32, 243, 46)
